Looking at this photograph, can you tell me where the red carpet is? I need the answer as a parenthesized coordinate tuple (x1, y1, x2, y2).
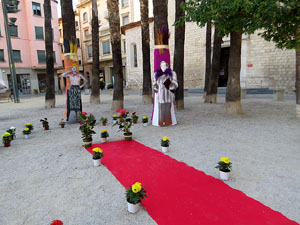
(86, 140, 298, 225)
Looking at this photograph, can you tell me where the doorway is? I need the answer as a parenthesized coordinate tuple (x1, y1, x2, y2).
(219, 47, 229, 87)
(7, 74, 31, 94)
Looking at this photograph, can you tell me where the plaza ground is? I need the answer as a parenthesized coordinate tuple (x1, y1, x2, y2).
(0, 93, 299, 225)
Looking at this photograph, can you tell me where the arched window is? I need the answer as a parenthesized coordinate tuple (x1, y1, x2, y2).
(83, 12, 87, 22)
(130, 43, 138, 68)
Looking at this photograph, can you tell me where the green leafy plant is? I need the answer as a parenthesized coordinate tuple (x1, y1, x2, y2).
(131, 112, 139, 123)
(101, 130, 109, 138)
(100, 80, 105, 90)
(126, 182, 147, 204)
(161, 136, 170, 147)
(6, 128, 16, 140)
(113, 112, 133, 135)
(2, 132, 11, 144)
(215, 157, 232, 172)
(142, 116, 148, 123)
(40, 118, 49, 127)
(23, 128, 31, 135)
(33, 89, 39, 94)
(100, 117, 108, 124)
(107, 83, 113, 89)
(92, 147, 104, 160)
(78, 112, 96, 144)
(25, 123, 34, 132)
(59, 118, 65, 126)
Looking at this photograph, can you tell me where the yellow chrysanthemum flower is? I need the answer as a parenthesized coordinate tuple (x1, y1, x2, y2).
(163, 136, 168, 142)
(101, 130, 107, 133)
(99, 148, 103, 153)
(24, 128, 29, 131)
(113, 114, 117, 117)
(2, 132, 11, 137)
(92, 147, 102, 153)
(221, 157, 230, 164)
(143, 116, 147, 119)
(132, 183, 141, 193)
(26, 123, 32, 126)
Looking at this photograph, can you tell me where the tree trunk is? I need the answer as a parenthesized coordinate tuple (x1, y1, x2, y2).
(90, 0, 100, 104)
(108, 0, 124, 110)
(61, 0, 76, 42)
(44, 0, 55, 108)
(153, 0, 168, 44)
(225, 31, 242, 114)
(174, 0, 185, 109)
(204, 27, 222, 104)
(296, 46, 300, 118)
(203, 22, 212, 99)
(140, 0, 152, 104)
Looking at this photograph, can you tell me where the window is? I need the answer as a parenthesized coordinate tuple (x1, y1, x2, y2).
(75, 21, 79, 27)
(122, 16, 129, 26)
(13, 50, 21, 62)
(131, 44, 137, 67)
(123, 40, 126, 53)
(51, 28, 54, 41)
(0, 49, 4, 62)
(84, 29, 89, 39)
(37, 50, 46, 64)
(53, 51, 56, 64)
(35, 26, 44, 40)
(102, 41, 110, 55)
(83, 12, 87, 22)
(87, 45, 92, 58)
(32, 2, 42, 16)
(121, 0, 128, 7)
(77, 38, 80, 48)
(9, 25, 18, 37)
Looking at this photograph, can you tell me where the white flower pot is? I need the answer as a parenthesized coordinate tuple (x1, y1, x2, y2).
(93, 159, 101, 167)
(162, 146, 169, 153)
(24, 134, 29, 139)
(101, 137, 107, 143)
(127, 202, 140, 214)
(143, 123, 148, 127)
(220, 171, 230, 181)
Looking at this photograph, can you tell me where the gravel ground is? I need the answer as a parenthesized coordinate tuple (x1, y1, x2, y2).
(0, 93, 300, 225)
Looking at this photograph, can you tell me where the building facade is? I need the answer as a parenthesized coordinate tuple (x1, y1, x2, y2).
(0, 0, 62, 94)
(123, 0, 296, 93)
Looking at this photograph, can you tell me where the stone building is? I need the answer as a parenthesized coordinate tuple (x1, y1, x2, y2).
(0, 0, 62, 94)
(122, 0, 296, 93)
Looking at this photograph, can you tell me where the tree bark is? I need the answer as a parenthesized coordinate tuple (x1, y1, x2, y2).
(108, 0, 124, 110)
(153, 0, 168, 44)
(44, 0, 55, 108)
(203, 22, 211, 99)
(174, 0, 185, 109)
(204, 27, 222, 104)
(90, 0, 100, 104)
(140, 0, 152, 104)
(225, 31, 242, 114)
(296, 46, 300, 118)
(61, 0, 76, 42)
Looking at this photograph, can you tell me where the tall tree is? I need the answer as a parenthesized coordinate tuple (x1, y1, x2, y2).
(107, 0, 124, 110)
(153, 0, 168, 44)
(61, 0, 76, 43)
(204, 27, 222, 104)
(181, 0, 263, 114)
(44, 0, 55, 108)
(140, 0, 152, 104)
(174, 0, 185, 109)
(258, 0, 300, 118)
(90, 0, 100, 104)
(203, 22, 211, 99)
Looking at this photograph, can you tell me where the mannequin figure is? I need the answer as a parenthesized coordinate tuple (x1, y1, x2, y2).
(60, 65, 87, 121)
(152, 61, 178, 126)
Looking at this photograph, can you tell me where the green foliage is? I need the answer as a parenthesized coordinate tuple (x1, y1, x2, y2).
(179, 0, 265, 36)
(101, 131, 109, 138)
(59, 119, 65, 126)
(100, 117, 108, 123)
(23, 129, 31, 135)
(33, 89, 39, 94)
(6, 128, 15, 137)
(40, 118, 49, 127)
(131, 112, 139, 122)
(78, 113, 96, 142)
(25, 124, 34, 131)
(2, 133, 11, 144)
(161, 139, 170, 147)
(142, 117, 148, 123)
(100, 80, 105, 90)
(113, 112, 133, 135)
(215, 161, 232, 172)
(126, 187, 147, 204)
(107, 83, 113, 89)
(257, 0, 300, 50)
(93, 151, 104, 160)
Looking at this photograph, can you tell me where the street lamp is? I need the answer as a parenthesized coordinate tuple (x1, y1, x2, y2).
(1, 0, 20, 103)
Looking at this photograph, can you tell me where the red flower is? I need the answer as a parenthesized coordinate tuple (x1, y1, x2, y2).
(116, 109, 126, 117)
(82, 112, 87, 115)
(51, 220, 63, 225)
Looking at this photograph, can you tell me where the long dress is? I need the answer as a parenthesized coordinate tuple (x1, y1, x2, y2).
(66, 74, 82, 121)
(152, 71, 178, 126)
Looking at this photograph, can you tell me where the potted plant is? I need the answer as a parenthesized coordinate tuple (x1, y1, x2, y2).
(59, 118, 65, 128)
(33, 89, 39, 95)
(126, 182, 147, 213)
(216, 157, 232, 181)
(112, 114, 117, 124)
(2, 132, 12, 147)
(25, 123, 34, 132)
(101, 129, 109, 142)
(100, 117, 108, 126)
(6, 127, 16, 140)
(131, 112, 139, 124)
(92, 147, 104, 166)
(23, 128, 31, 139)
(40, 118, 49, 130)
(78, 112, 96, 147)
(113, 112, 133, 141)
(161, 136, 170, 153)
(142, 116, 148, 127)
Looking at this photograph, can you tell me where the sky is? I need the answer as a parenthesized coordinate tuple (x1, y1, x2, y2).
(57, 0, 79, 18)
